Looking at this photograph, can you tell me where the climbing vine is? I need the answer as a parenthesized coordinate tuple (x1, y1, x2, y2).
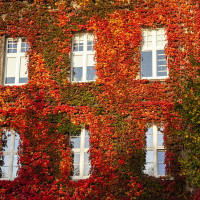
(0, 0, 199, 199)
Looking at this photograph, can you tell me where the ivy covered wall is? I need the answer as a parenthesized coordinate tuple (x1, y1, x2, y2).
(0, 0, 199, 199)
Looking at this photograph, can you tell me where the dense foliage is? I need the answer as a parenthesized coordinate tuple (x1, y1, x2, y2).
(175, 58, 200, 189)
(0, 0, 199, 199)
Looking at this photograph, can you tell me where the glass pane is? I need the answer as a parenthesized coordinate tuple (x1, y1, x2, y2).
(157, 134, 164, 146)
(7, 40, 17, 53)
(84, 152, 89, 164)
(0, 155, 10, 166)
(73, 55, 83, 67)
(73, 43, 78, 51)
(73, 40, 83, 52)
(141, 51, 152, 77)
(87, 66, 96, 81)
(73, 164, 80, 176)
(146, 128, 153, 147)
(14, 140, 20, 151)
(146, 128, 153, 135)
(87, 41, 94, 51)
(13, 155, 19, 166)
(84, 163, 90, 176)
(144, 163, 154, 175)
(157, 50, 167, 76)
(73, 153, 80, 164)
(158, 163, 165, 175)
(72, 67, 83, 81)
(158, 151, 165, 163)
(146, 135, 153, 147)
(70, 137, 80, 148)
(19, 78, 28, 83)
(15, 133, 20, 140)
(84, 136, 89, 148)
(12, 166, 18, 178)
(0, 167, 9, 178)
(146, 151, 153, 162)
(3, 140, 11, 151)
(5, 77, 15, 84)
(79, 44, 83, 51)
(19, 57, 28, 83)
(85, 130, 89, 137)
(87, 54, 95, 66)
(6, 57, 16, 84)
(21, 43, 25, 48)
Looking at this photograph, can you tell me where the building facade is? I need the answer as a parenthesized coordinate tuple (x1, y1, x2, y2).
(0, 0, 199, 199)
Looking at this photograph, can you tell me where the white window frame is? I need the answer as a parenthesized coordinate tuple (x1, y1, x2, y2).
(144, 125, 166, 177)
(70, 129, 90, 180)
(141, 29, 168, 79)
(71, 33, 96, 82)
(4, 38, 29, 86)
(0, 130, 20, 180)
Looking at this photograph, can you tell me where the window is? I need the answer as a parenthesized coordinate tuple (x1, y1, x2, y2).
(141, 29, 168, 79)
(70, 129, 90, 180)
(0, 130, 20, 180)
(71, 33, 96, 82)
(4, 38, 29, 85)
(144, 125, 166, 177)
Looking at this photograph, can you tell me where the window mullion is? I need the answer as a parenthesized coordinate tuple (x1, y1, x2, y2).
(15, 39, 20, 84)
(83, 35, 87, 82)
(79, 129, 85, 178)
(8, 132, 15, 179)
(152, 31, 157, 78)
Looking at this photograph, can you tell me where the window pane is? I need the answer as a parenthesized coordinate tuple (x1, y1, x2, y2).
(0, 167, 9, 178)
(73, 153, 80, 165)
(157, 134, 164, 146)
(87, 41, 94, 51)
(84, 136, 89, 148)
(146, 135, 153, 147)
(84, 163, 90, 176)
(71, 137, 80, 149)
(12, 166, 18, 178)
(87, 54, 95, 66)
(84, 152, 89, 164)
(85, 130, 89, 137)
(21, 40, 29, 53)
(73, 153, 80, 176)
(146, 128, 153, 147)
(72, 67, 83, 81)
(0, 155, 10, 166)
(158, 163, 165, 176)
(146, 151, 153, 162)
(7, 40, 17, 53)
(141, 51, 152, 77)
(13, 155, 19, 166)
(157, 50, 167, 76)
(14, 139, 20, 151)
(79, 44, 83, 51)
(19, 57, 28, 83)
(158, 151, 165, 163)
(73, 165, 80, 176)
(146, 128, 153, 135)
(87, 66, 96, 81)
(73, 34, 84, 52)
(144, 163, 154, 175)
(6, 57, 16, 84)
(3, 140, 11, 151)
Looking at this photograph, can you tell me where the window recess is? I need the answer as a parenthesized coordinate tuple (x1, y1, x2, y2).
(70, 129, 91, 180)
(0, 130, 20, 180)
(144, 125, 166, 177)
(141, 29, 168, 79)
(71, 33, 96, 82)
(4, 38, 29, 85)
